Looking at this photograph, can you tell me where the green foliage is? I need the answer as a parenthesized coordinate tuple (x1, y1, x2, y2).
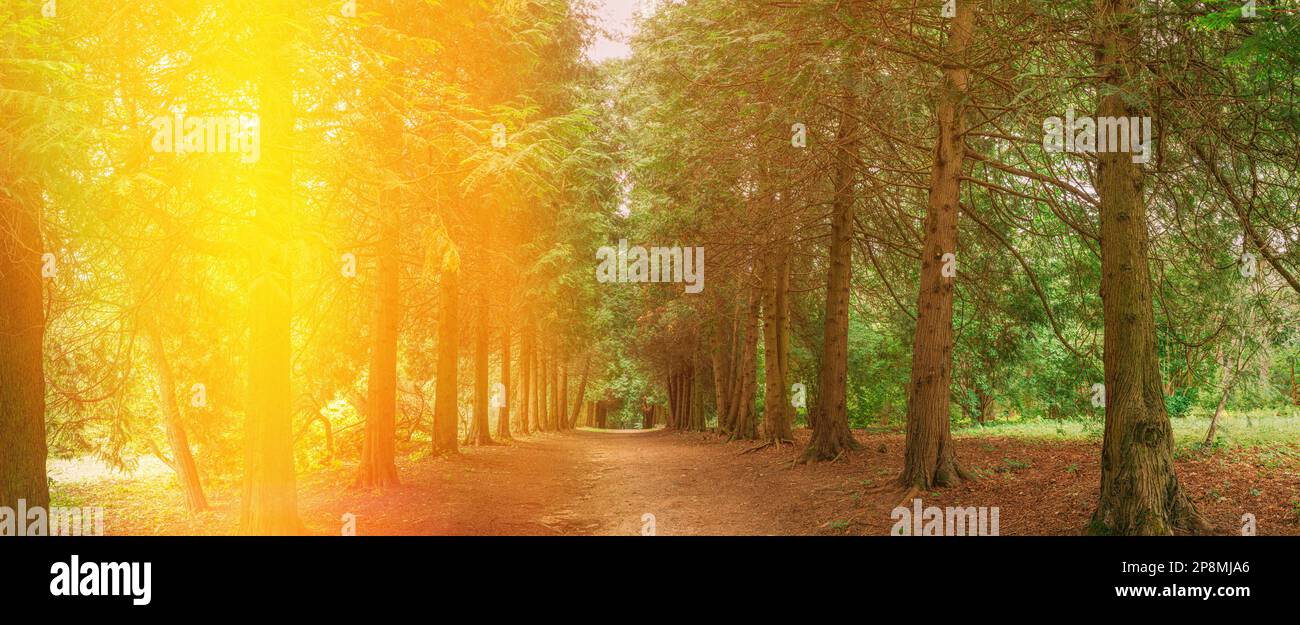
(1166, 388, 1199, 419)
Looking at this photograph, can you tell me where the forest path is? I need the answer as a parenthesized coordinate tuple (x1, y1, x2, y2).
(315, 428, 817, 536)
(303, 426, 1295, 536)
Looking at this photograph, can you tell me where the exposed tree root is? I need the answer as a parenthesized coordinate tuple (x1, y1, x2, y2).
(794, 436, 860, 466)
(898, 452, 970, 489)
(892, 486, 925, 510)
(860, 481, 923, 509)
(739, 439, 794, 455)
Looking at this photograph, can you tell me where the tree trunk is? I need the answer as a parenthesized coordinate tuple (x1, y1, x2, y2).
(570, 356, 590, 429)
(693, 353, 708, 431)
(711, 321, 732, 432)
(761, 253, 793, 443)
(667, 370, 679, 429)
(1204, 358, 1235, 446)
(1090, 0, 1205, 535)
(686, 364, 697, 431)
(0, 192, 49, 512)
(898, 0, 976, 489)
(497, 324, 513, 441)
(1203, 386, 1229, 447)
(976, 387, 995, 425)
(533, 342, 543, 431)
(357, 188, 400, 488)
(802, 72, 862, 462)
(433, 265, 461, 455)
(241, 37, 300, 534)
(468, 293, 494, 445)
(731, 288, 761, 440)
(241, 265, 300, 533)
(539, 348, 551, 431)
(683, 367, 691, 430)
(558, 359, 569, 430)
(146, 322, 209, 511)
(718, 303, 743, 435)
(520, 325, 532, 435)
(550, 351, 561, 430)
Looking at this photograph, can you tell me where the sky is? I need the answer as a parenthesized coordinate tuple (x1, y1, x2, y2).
(586, 0, 651, 62)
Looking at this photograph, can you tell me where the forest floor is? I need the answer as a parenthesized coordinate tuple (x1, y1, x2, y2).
(52, 424, 1300, 536)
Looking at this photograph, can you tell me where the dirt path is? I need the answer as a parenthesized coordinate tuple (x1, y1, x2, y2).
(561, 429, 823, 535)
(311, 428, 835, 536)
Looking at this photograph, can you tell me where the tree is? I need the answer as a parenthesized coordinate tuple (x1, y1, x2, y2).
(1089, 0, 1205, 535)
(761, 252, 794, 445)
(0, 2, 73, 514)
(467, 293, 495, 446)
(356, 185, 402, 489)
(145, 321, 209, 510)
(499, 324, 514, 440)
(240, 1, 301, 535)
(898, 0, 979, 491)
(433, 248, 461, 456)
(802, 70, 862, 463)
(0, 132, 50, 513)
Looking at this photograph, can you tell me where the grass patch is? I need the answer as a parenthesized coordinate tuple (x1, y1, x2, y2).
(954, 412, 1300, 451)
(996, 457, 1032, 473)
